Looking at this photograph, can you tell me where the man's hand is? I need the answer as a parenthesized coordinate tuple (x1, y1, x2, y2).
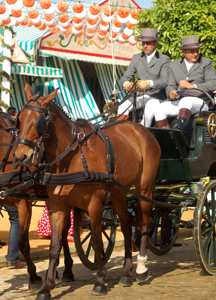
(169, 90, 178, 100)
(179, 80, 195, 89)
(136, 80, 150, 90)
(124, 81, 135, 92)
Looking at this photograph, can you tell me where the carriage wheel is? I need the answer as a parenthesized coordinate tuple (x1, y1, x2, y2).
(73, 206, 117, 270)
(194, 180, 216, 275)
(147, 206, 180, 256)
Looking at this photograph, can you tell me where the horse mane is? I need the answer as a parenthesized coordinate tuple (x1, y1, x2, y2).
(74, 118, 91, 128)
(51, 100, 73, 122)
(50, 100, 91, 128)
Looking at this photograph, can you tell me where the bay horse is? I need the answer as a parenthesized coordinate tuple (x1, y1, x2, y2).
(14, 84, 161, 300)
(0, 112, 74, 292)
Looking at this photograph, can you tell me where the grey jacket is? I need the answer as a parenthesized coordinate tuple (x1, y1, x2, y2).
(166, 56, 216, 99)
(120, 51, 170, 100)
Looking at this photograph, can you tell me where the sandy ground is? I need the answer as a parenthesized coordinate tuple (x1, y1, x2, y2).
(0, 205, 194, 257)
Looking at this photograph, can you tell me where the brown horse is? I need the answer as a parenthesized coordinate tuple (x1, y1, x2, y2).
(0, 112, 74, 292)
(14, 84, 161, 300)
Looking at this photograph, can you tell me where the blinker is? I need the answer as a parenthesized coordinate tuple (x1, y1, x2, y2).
(35, 114, 47, 134)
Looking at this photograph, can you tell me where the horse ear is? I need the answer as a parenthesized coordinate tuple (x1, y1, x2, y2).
(43, 88, 59, 106)
(24, 83, 33, 101)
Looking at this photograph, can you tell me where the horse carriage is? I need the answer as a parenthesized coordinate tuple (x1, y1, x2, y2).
(1, 84, 216, 299)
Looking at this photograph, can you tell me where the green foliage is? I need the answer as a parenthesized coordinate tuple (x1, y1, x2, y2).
(137, 0, 216, 69)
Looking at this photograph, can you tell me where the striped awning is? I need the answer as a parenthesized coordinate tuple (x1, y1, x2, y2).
(0, 63, 63, 86)
(39, 50, 131, 67)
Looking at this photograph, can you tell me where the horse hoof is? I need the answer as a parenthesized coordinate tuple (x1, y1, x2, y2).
(118, 276, 133, 287)
(35, 292, 51, 300)
(91, 284, 107, 295)
(136, 270, 148, 282)
(62, 272, 75, 282)
(29, 278, 43, 293)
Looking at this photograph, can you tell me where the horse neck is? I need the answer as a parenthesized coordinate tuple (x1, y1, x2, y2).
(0, 117, 14, 170)
(43, 102, 74, 161)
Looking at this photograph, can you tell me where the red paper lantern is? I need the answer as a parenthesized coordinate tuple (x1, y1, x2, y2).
(126, 21, 134, 30)
(117, 7, 129, 18)
(74, 23, 83, 30)
(89, 4, 100, 15)
(104, 6, 114, 17)
(23, 0, 35, 8)
(40, 0, 51, 9)
(11, 9, 22, 18)
(28, 10, 39, 19)
(0, 5, 6, 14)
(6, 0, 17, 5)
(44, 13, 54, 21)
(48, 20, 56, 27)
(58, 13, 69, 23)
(73, 2, 84, 13)
(20, 16, 29, 25)
(63, 27, 72, 35)
(75, 31, 82, 37)
(57, 0, 68, 12)
(98, 28, 107, 36)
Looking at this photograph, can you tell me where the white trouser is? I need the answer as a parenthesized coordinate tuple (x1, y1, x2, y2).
(118, 95, 160, 127)
(155, 96, 209, 121)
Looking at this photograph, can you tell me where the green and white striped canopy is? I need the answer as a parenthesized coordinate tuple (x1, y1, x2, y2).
(0, 63, 63, 86)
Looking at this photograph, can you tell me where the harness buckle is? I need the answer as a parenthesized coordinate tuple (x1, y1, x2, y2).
(77, 132, 85, 140)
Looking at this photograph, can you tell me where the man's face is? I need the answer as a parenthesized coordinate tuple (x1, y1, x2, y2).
(142, 41, 157, 56)
(182, 48, 199, 63)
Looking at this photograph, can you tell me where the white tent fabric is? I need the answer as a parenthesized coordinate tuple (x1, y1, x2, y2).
(94, 63, 127, 102)
(41, 56, 101, 121)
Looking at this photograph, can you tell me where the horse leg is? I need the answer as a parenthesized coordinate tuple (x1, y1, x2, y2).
(61, 213, 74, 282)
(113, 196, 133, 287)
(136, 193, 153, 282)
(17, 200, 43, 292)
(36, 208, 68, 300)
(88, 200, 107, 295)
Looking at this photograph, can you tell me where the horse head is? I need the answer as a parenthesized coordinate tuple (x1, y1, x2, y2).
(14, 84, 59, 167)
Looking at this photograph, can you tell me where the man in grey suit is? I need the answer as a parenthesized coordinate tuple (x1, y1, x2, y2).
(155, 35, 216, 129)
(118, 28, 170, 127)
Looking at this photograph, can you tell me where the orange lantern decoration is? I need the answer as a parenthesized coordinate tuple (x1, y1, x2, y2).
(40, 0, 51, 9)
(97, 34, 106, 41)
(73, 2, 84, 13)
(104, 6, 114, 17)
(89, 3, 100, 15)
(129, 8, 140, 25)
(57, 0, 68, 12)
(118, 7, 129, 18)
(73, 15, 83, 24)
(98, 28, 107, 36)
(44, 13, 54, 21)
(58, 12, 69, 23)
(126, 20, 134, 30)
(38, 22, 47, 30)
(15, 21, 19, 26)
(49, 26, 59, 33)
(129, 35, 137, 46)
(48, 20, 56, 27)
(20, 16, 29, 25)
(4, 17, 11, 25)
(86, 27, 95, 35)
(110, 31, 117, 38)
(23, 0, 35, 7)
(87, 18, 97, 26)
(6, 0, 17, 4)
(34, 20, 42, 27)
(28, 9, 39, 19)
(11, 9, 22, 18)
(122, 32, 130, 40)
(28, 19, 33, 26)
(74, 23, 83, 30)
(0, 5, 6, 14)
(113, 18, 123, 28)
(99, 17, 109, 27)
(63, 27, 71, 35)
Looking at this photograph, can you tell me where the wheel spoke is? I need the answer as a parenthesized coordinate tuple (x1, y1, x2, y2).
(102, 230, 112, 243)
(81, 231, 91, 245)
(203, 230, 213, 253)
(85, 241, 92, 258)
